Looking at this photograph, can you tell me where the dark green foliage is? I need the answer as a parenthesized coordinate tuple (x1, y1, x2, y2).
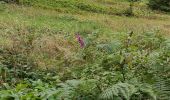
(0, 0, 19, 4)
(148, 0, 170, 12)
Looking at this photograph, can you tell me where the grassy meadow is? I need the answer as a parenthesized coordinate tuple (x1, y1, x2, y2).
(0, 0, 170, 99)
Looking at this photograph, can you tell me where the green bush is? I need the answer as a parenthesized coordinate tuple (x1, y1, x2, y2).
(1, 0, 19, 4)
(148, 0, 170, 12)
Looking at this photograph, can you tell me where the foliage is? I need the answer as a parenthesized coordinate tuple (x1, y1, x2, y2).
(99, 82, 156, 100)
(0, 0, 170, 100)
(0, 79, 99, 100)
(0, 28, 170, 99)
(0, 0, 19, 4)
(148, 0, 170, 12)
(154, 78, 170, 100)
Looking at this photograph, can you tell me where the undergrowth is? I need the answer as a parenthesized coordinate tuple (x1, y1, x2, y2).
(0, 1, 170, 100)
(0, 29, 170, 99)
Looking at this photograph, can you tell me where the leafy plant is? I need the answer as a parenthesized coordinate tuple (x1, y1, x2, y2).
(154, 78, 170, 100)
(99, 82, 156, 100)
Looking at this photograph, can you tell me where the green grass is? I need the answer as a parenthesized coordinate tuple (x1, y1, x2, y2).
(21, 0, 129, 15)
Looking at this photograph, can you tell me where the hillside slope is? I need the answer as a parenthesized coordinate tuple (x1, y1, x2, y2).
(0, 0, 170, 100)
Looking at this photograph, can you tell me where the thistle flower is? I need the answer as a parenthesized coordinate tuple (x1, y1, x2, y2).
(76, 34, 85, 48)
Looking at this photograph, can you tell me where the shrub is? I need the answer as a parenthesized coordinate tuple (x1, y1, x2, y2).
(1, 0, 19, 4)
(148, 0, 170, 12)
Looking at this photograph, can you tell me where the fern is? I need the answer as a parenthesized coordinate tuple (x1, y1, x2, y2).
(99, 82, 156, 100)
(154, 78, 170, 100)
(96, 40, 122, 53)
(45, 79, 98, 100)
(134, 83, 157, 100)
(99, 83, 137, 100)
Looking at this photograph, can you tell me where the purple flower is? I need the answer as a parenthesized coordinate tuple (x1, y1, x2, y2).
(76, 34, 85, 48)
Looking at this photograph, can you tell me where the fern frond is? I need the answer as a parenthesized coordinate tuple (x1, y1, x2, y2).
(154, 78, 170, 100)
(97, 40, 122, 53)
(99, 83, 137, 100)
(138, 84, 157, 100)
(48, 79, 98, 100)
(99, 82, 157, 100)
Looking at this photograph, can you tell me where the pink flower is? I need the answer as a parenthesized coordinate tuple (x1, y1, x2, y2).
(76, 34, 85, 48)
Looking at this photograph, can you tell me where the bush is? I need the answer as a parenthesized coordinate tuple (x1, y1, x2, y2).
(1, 0, 19, 4)
(148, 0, 170, 12)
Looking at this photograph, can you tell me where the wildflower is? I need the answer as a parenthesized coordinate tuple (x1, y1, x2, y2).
(76, 34, 85, 48)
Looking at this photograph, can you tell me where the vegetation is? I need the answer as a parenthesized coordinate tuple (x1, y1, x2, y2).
(0, 0, 170, 100)
(1, 0, 19, 4)
(148, 0, 170, 12)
